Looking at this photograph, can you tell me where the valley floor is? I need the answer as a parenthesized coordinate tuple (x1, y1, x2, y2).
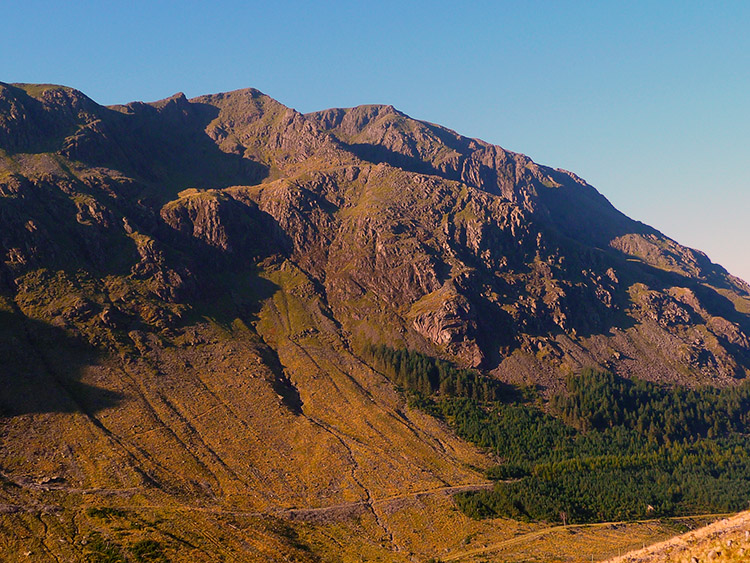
(0, 473, 731, 563)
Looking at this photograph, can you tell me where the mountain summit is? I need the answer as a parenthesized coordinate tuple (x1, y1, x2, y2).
(2, 82, 750, 561)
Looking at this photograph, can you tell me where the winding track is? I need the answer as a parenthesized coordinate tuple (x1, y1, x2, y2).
(442, 513, 735, 562)
(5, 472, 734, 562)
(0, 472, 495, 521)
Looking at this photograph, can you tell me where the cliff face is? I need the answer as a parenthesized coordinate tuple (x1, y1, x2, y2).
(306, 102, 750, 383)
(1, 81, 750, 561)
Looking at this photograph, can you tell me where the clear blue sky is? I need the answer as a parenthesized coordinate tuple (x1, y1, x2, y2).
(3, 1, 749, 282)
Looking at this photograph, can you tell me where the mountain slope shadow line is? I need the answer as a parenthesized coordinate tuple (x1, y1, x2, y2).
(0, 309, 123, 416)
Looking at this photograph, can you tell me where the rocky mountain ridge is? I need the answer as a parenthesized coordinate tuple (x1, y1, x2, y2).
(2, 81, 750, 561)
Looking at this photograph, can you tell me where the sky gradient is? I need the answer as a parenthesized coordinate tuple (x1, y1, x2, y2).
(3, 1, 749, 281)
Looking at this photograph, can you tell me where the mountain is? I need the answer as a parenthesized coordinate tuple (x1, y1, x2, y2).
(2, 82, 750, 562)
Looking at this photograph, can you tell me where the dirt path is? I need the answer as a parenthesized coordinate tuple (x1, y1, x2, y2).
(443, 513, 735, 562)
(0, 471, 142, 496)
(281, 481, 495, 522)
(1, 472, 494, 523)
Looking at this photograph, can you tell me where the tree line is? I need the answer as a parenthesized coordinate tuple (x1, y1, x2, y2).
(363, 344, 508, 402)
(366, 345, 750, 524)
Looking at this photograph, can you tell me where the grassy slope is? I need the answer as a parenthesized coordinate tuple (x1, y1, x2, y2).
(606, 511, 750, 563)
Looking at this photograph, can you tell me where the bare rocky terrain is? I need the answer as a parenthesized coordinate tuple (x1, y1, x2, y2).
(2, 81, 750, 561)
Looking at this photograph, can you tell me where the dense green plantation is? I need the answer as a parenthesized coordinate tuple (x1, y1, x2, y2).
(367, 347, 750, 524)
(363, 345, 508, 402)
(554, 368, 750, 440)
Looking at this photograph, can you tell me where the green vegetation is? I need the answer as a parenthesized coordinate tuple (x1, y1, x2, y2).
(13, 83, 71, 98)
(83, 534, 168, 563)
(87, 507, 128, 520)
(553, 368, 750, 441)
(364, 345, 508, 401)
(370, 348, 750, 524)
(130, 540, 168, 562)
(85, 533, 126, 563)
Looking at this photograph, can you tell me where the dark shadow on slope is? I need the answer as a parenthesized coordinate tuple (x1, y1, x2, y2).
(0, 173, 142, 278)
(153, 193, 292, 322)
(73, 98, 270, 203)
(179, 266, 305, 415)
(0, 309, 123, 416)
(140, 192, 306, 415)
(440, 220, 638, 353)
(343, 142, 445, 178)
(0, 83, 93, 154)
(341, 139, 508, 200)
(419, 121, 475, 154)
(1, 152, 301, 414)
(316, 106, 743, 304)
(257, 341, 304, 415)
(452, 228, 750, 373)
(557, 252, 750, 373)
(534, 173, 654, 246)
(471, 295, 517, 369)
(0, 84, 270, 203)
(534, 171, 746, 296)
(631, 259, 750, 335)
(310, 107, 475, 185)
